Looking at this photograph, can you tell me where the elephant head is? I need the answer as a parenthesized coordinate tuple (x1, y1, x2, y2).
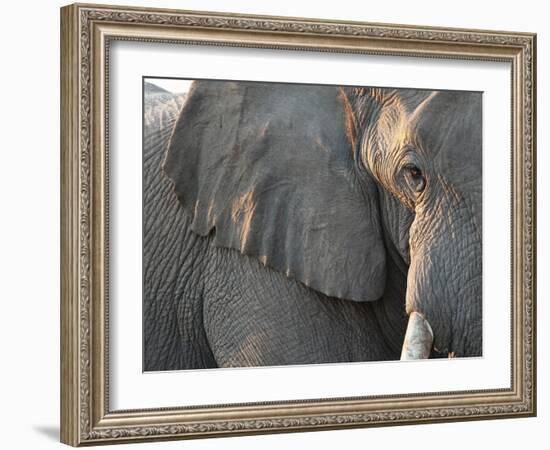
(164, 80, 482, 360)
(356, 88, 482, 358)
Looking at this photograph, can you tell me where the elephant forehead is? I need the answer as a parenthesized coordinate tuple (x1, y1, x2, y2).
(412, 91, 482, 188)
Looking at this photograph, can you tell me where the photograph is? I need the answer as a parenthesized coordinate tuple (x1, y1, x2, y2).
(143, 78, 483, 371)
(57, 2, 536, 446)
(0, 0, 545, 448)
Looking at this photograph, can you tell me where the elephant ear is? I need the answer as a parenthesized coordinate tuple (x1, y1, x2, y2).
(164, 81, 386, 302)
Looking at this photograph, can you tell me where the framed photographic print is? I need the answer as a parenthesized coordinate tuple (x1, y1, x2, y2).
(60, 3, 537, 446)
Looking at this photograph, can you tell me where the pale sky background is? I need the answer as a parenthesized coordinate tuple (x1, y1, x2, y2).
(145, 77, 193, 94)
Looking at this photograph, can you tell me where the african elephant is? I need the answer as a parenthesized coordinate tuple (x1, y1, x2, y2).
(143, 80, 482, 371)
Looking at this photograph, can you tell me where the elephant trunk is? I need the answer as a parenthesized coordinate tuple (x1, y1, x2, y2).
(400, 312, 434, 360)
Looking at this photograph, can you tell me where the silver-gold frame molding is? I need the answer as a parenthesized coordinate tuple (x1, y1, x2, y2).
(60, 3, 536, 446)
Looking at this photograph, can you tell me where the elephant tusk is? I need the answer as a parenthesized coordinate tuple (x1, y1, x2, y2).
(400, 312, 434, 360)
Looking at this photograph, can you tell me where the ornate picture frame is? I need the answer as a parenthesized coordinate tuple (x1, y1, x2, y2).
(60, 3, 536, 446)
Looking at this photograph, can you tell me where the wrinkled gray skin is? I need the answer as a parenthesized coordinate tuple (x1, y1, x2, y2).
(143, 81, 482, 371)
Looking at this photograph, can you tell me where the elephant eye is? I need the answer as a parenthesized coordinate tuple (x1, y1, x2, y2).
(408, 165, 422, 178)
(403, 163, 426, 194)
